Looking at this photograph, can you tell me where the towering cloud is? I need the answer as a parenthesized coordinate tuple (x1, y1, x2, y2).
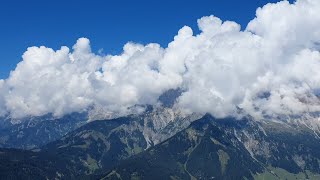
(1, 0, 320, 120)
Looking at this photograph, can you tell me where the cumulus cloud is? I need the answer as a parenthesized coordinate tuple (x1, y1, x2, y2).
(1, 0, 320, 120)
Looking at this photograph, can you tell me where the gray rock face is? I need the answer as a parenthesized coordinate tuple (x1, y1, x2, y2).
(141, 106, 202, 147)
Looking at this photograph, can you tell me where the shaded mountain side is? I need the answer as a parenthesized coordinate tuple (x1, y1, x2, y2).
(0, 113, 87, 149)
(40, 107, 199, 176)
(42, 116, 145, 175)
(0, 117, 133, 180)
(158, 88, 183, 108)
(102, 115, 320, 180)
(0, 148, 76, 180)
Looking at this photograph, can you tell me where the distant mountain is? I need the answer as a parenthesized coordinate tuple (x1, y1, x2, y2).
(0, 113, 87, 149)
(102, 115, 320, 180)
(158, 88, 183, 108)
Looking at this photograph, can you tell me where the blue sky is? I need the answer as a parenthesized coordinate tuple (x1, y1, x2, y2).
(0, 0, 293, 79)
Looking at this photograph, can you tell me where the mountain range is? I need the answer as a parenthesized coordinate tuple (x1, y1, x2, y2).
(0, 104, 320, 179)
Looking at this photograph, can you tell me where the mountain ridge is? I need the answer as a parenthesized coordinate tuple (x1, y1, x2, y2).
(1, 109, 320, 179)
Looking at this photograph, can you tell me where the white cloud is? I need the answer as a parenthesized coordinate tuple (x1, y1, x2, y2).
(1, 0, 320, 120)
